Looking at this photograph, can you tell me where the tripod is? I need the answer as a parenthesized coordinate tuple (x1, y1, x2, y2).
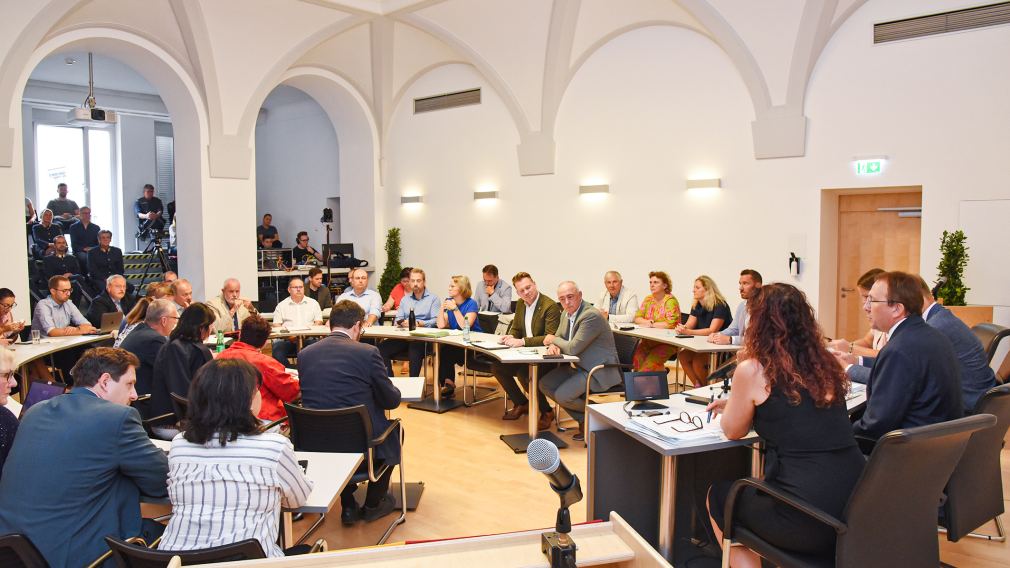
(134, 232, 172, 298)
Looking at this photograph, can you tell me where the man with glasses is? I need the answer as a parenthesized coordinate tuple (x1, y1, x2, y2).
(85, 275, 135, 328)
(207, 278, 257, 333)
(846, 271, 962, 443)
(292, 231, 323, 265)
(120, 299, 178, 410)
(271, 278, 323, 366)
(0, 288, 25, 345)
(31, 275, 97, 381)
(41, 235, 87, 302)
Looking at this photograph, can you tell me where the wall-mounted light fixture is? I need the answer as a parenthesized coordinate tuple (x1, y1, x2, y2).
(578, 184, 609, 195)
(473, 190, 499, 200)
(400, 195, 423, 205)
(685, 178, 722, 190)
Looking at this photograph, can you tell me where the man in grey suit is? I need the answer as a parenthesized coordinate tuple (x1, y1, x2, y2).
(842, 276, 996, 412)
(0, 347, 169, 567)
(540, 281, 621, 441)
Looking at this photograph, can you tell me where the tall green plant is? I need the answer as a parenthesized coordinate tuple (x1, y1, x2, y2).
(935, 229, 970, 306)
(378, 227, 402, 299)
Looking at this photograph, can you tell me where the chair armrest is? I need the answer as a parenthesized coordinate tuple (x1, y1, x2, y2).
(259, 415, 289, 433)
(723, 478, 847, 540)
(142, 412, 176, 426)
(370, 418, 402, 447)
(135, 394, 152, 403)
(86, 536, 148, 568)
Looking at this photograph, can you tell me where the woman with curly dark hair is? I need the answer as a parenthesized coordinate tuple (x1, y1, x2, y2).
(159, 359, 312, 557)
(705, 283, 864, 567)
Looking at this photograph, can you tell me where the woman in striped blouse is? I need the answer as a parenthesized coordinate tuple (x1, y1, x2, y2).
(159, 359, 313, 557)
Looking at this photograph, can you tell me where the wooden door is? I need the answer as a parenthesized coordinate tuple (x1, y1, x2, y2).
(836, 191, 921, 340)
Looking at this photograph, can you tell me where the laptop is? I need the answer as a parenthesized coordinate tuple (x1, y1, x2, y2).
(19, 380, 67, 419)
(98, 311, 124, 333)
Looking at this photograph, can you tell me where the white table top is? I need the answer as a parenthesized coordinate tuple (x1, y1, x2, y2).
(150, 439, 362, 514)
(8, 334, 114, 368)
(391, 376, 425, 402)
(360, 327, 580, 364)
(610, 324, 741, 355)
(588, 383, 867, 456)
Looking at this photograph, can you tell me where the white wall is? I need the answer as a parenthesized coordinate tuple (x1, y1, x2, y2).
(254, 85, 340, 250)
(383, 4, 1010, 322)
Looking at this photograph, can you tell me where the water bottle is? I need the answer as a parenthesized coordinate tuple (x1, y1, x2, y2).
(408, 308, 416, 331)
(462, 313, 471, 343)
(215, 330, 225, 353)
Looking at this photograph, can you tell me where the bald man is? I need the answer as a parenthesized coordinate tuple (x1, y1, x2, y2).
(207, 278, 257, 333)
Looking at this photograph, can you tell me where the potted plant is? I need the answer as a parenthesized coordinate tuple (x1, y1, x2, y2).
(378, 227, 402, 300)
(936, 229, 991, 327)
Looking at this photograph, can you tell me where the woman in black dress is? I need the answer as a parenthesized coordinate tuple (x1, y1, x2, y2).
(149, 303, 215, 439)
(706, 283, 864, 567)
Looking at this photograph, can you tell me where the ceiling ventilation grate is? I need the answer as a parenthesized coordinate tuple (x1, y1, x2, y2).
(875, 2, 1010, 43)
(413, 88, 481, 114)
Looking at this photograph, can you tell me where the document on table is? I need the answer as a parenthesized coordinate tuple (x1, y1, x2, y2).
(846, 382, 866, 401)
(625, 411, 726, 443)
(471, 341, 508, 350)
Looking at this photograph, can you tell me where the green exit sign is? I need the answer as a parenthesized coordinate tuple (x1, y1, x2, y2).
(854, 159, 885, 175)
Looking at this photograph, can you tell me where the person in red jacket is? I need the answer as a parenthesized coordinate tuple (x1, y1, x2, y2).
(218, 314, 300, 423)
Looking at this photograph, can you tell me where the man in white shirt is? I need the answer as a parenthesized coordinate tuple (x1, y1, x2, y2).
(336, 268, 382, 326)
(271, 277, 323, 366)
(595, 271, 637, 324)
(710, 269, 762, 346)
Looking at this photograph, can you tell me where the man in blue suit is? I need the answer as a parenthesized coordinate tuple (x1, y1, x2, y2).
(848, 271, 963, 441)
(843, 276, 996, 413)
(0, 347, 169, 567)
(298, 300, 402, 526)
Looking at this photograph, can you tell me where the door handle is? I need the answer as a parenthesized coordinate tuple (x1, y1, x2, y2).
(841, 287, 855, 292)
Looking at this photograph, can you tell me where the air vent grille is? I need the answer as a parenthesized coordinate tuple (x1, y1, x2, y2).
(875, 2, 1010, 43)
(413, 88, 481, 114)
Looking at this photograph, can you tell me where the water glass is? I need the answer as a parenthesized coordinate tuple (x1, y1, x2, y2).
(31, 330, 40, 344)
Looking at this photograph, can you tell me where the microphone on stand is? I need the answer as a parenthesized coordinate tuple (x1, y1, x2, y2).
(528, 438, 581, 568)
(931, 276, 948, 301)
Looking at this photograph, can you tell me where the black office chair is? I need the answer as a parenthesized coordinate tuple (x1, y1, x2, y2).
(0, 534, 48, 568)
(103, 536, 265, 567)
(941, 383, 1010, 542)
(165, 394, 288, 435)
(720, 414, 996, 568)
(284, 403, 406, 545)
(971, 323, 1010, 364)
(476, 312, 499, 335)
(169, 392, 188, 425)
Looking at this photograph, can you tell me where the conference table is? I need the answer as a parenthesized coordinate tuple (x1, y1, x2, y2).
(150, 439, 362, 548)
(8, 333, 115, 394)
(587, 382, 868, 564)
(610, 323, 741, 374)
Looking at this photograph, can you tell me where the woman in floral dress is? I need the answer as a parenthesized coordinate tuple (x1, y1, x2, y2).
(632, 271, 681, 371)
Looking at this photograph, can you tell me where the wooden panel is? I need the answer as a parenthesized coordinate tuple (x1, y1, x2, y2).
(946, 305, 994, 329)
(836, 192, 922, 340)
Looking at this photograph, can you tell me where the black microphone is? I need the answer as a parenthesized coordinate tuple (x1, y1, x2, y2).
(931, 276, 947, 299)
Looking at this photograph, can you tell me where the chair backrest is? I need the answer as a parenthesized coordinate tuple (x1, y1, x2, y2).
(0, 534, 48, 568)
(970, 323, 1010, 364)
(943, 384, 1010, 541)
(836, 414, 996, 568)
(284, 403, 372, 454)
(105, 536, 265, 567)
(476, 313, 499, 335)
(612, 333, 639, 367)
(169, 392, 188, 421)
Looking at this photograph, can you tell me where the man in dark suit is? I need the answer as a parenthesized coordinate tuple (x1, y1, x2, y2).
(491, 272, 561, 429)
(849, 271, 963, 441)
(86, 274, 136, 328)
(540, 281, 621, 441)
(119, 299, 177, 410)
(0, 347, 169, 566)
(42, 235, 88, 303)
(298, 300, 402, 526)
(844, 276, 997, 413)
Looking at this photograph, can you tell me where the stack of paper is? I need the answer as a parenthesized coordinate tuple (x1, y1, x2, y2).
(409, 328, 450, 338)
(625, 412, 726, 444)
(471, 340, 508, 350)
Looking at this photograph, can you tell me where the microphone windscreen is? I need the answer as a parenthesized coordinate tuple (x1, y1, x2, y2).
(527, 438, 560, 474)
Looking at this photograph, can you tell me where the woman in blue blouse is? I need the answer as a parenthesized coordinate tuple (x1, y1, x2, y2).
(436, 275, 482, 398)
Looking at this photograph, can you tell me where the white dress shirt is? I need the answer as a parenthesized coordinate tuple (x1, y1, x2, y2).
(523, 294, 540, 337)
(274, 296, 322, 328)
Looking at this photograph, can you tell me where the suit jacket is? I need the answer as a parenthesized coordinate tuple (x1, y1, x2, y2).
(594, 288, 639, 324)
(852, 315, 964, 440)
(297, 333, 402, 464)
(87, 246, 125, 289)
(85, 292, 136, 328)
(206, 294, 254, 333)
(0, 389, 168, 567)
(848, 305, 996, 412)
(118, 323, 168, 399)
(150, 339, 213, 424)
(508, 294, 561, 347)
(553, 302, 622, 390)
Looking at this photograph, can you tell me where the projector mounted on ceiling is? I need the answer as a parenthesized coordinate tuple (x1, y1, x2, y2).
(66, 52, 117, 128)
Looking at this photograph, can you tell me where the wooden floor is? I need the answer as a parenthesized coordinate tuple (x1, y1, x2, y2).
(289, 376, 1009, 567)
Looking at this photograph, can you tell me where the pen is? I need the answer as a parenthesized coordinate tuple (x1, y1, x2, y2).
(707, 393, 715, 423)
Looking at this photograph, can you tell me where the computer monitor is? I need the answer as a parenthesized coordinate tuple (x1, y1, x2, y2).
(258, 248, 293, 270)
(323, 243, 354, 260)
